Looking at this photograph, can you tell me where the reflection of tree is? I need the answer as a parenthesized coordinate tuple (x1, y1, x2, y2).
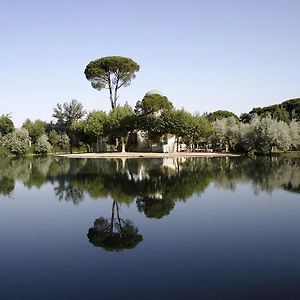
(0, 156, 299, 211)
(54, 178, 84, 204)
(0, 176, 15, 196)
(212, 157, 300, 194)
(136, 196, 175, 219)
(87, 201, 143, 251)
(283, 182, 300, 194)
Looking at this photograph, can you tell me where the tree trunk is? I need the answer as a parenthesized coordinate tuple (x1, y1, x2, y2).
(114, 85, 118, 109)
(111, 201, 116, 236)
(108, 73, 115, 110)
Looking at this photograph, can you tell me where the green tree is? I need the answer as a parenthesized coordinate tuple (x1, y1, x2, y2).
(53, 99, 86, 130)
(135, 92, 173, 115)
(242, 98, 300, 123)
(183, 114, 213, 149)
(272, 107, 290, 123)
(53, 99, 86, 152)
(84, 56, 140, 110)
(71, 120, 91, 152)
(57, 133, 70, 150)
(281, 98, 300, 120)
(22, 119, 46, 144)
(161, 109, 193, 151)
(206, 110, 239, 122)
(0, 115, 14, 135)
(107, 104, 135, 152)
(72, 111, 108, 152)
(84, 111, 108, 143)
(48, 130, 59, 146)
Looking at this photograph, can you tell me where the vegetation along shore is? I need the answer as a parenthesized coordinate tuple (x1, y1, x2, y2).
(1, 56, 299, 158)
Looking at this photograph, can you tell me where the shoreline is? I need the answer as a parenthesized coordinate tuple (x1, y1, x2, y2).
(55, 152, 241, 159)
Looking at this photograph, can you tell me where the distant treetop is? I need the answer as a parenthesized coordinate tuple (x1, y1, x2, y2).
(135, 92, 173, 116)
(0, 114, 14, 135)
(206, 110, 239, 122)
(240, 98, 300, 123)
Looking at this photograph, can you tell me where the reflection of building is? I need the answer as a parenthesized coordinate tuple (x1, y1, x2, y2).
(126, 163, 149, 182)
(125, 158, 181, 183)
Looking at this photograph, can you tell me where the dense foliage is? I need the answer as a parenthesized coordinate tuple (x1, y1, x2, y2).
(34, 134, 52, 155)
(0, 115, 14, 135)
(240, 98, 300, 123)
(22, 119, 46, 143)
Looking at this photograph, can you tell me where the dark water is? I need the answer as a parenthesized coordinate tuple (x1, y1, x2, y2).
(0, 156, 299, 300)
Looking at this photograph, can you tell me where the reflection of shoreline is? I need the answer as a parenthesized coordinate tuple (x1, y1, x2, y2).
(55, 152, 241, 159)
(1, 156, 299, 202)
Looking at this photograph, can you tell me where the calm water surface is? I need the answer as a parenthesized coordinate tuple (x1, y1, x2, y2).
(0, 156, 299, 300)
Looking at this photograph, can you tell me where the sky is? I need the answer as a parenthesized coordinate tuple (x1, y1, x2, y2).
(1, 0, 300, 127)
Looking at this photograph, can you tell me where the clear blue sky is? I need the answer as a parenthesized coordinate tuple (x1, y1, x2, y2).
(1, 0, 300, 126)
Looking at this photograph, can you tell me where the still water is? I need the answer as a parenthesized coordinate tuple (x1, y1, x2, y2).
(0, 156, 299, 300)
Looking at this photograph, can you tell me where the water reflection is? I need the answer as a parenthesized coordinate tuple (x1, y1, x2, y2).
(0, 156, 299, 208)
(87, 200, 143, 252)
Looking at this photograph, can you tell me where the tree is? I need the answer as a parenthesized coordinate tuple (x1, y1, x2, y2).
(0, 114, 14, 135)
(4, 128, 30, 156)
(22, 119, 46, 144)
(244, 116, 293, 153)
(289, 120, 300, 150)
(161, 109, 193, 151)
(183, 114, 213, 149)
(107, 104, 135, 152)
(84, 56, 140, 110)
(53, 99, 86, 130)
(57, 133, 70, 150)
(48, 130, 59, 146)
(72, 110, 108, 152)
(206, 110, 239, 122)
(84, 111, 108, 143)
(211, 117, 241, 152)
(53, 99, 86, 152)
(134, 92, 173, 115)
(241, 98, 300, 123)
(71, 120, 91, 151)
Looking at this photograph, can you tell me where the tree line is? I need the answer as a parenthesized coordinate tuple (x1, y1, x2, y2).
(0, 55, 299, 156)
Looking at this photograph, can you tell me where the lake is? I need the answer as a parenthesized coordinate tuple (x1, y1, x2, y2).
(0, 156, 299, 300)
